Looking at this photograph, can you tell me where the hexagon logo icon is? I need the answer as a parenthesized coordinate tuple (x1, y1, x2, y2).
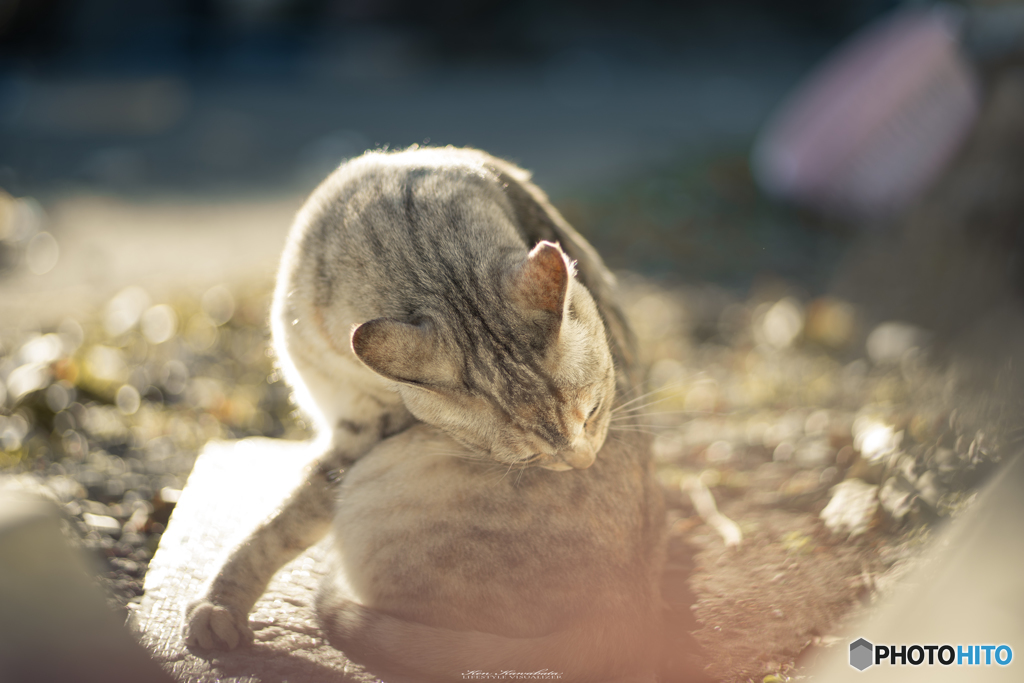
(850, 638, 874, 671)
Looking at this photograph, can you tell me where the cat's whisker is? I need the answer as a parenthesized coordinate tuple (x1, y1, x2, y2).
(614, 377, 652, 400)
(419, 444, 481, 459)
(420, 447, 499, 467)
(494, 466, 526, 486)
(610, 409, 675, 419)
(449, 453, 488, 463)
(610, 396, 691, 416)
(610, 389, 664, 413)
(610, 404, 662, 416)
(607, 426, 660, 436)
(615, 374, 687, 402)
(513, 465, 527, 488)
(621, 388, 687, 409)
(496, 459, 518, 484)
(609, 409, 710, 422)
(609, 420, 665, 429)
(611, 385, 687, 415)
(615, 381, 675, 400)
(608, 423, 663, 429)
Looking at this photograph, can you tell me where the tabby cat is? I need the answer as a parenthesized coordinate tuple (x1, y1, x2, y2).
(183, 147, 664, 682)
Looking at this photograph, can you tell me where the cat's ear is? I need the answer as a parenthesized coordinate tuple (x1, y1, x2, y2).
(351, 318, 453, 387)
(512, 241, 572, 333)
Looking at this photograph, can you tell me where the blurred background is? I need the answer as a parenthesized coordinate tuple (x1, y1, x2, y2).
(3, 0, 1023, 325)
(3, 1, 1024, 682)
(0, 0, 897, 312)
(0, 0, 890, 196)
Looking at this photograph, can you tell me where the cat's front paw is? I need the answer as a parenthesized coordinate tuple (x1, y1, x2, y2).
(183, 599, 254, 650)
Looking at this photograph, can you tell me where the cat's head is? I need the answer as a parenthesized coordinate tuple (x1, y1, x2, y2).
(351, 241, 615, 471)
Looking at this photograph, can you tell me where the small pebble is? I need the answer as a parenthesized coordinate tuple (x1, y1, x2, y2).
(82, 512, 122, 536)
(820, 478, 878, 536)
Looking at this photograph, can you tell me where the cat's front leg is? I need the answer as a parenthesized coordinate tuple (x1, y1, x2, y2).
(183, 453, 343, 650)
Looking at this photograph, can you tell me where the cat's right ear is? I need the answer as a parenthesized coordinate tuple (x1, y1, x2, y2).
(351, 318, 454, 387)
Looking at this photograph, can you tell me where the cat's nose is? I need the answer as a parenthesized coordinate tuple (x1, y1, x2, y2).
(559, 446, 595, 470)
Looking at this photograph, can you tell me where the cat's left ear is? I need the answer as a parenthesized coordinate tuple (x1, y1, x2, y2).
(351, 318, 455, 387)
(511, 241, 573, 335)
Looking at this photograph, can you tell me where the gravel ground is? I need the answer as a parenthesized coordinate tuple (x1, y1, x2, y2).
(0, 273, 1014, 669)
(0, 279, 310, 617)
(0, 156, 1018, 680)
(627, 278, 1016, 681)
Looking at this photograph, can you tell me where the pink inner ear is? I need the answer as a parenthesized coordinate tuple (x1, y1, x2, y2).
(517, 241, 569, 316)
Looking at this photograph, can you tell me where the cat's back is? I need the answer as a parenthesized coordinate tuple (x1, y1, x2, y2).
(282, 147, 528, 321)
(331, 423, 663, 639)
(295, 147, 525, 260)
(278, 145, 637, 376)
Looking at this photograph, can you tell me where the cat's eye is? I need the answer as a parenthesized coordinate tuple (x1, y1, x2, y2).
(585, 401, 601, 425)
